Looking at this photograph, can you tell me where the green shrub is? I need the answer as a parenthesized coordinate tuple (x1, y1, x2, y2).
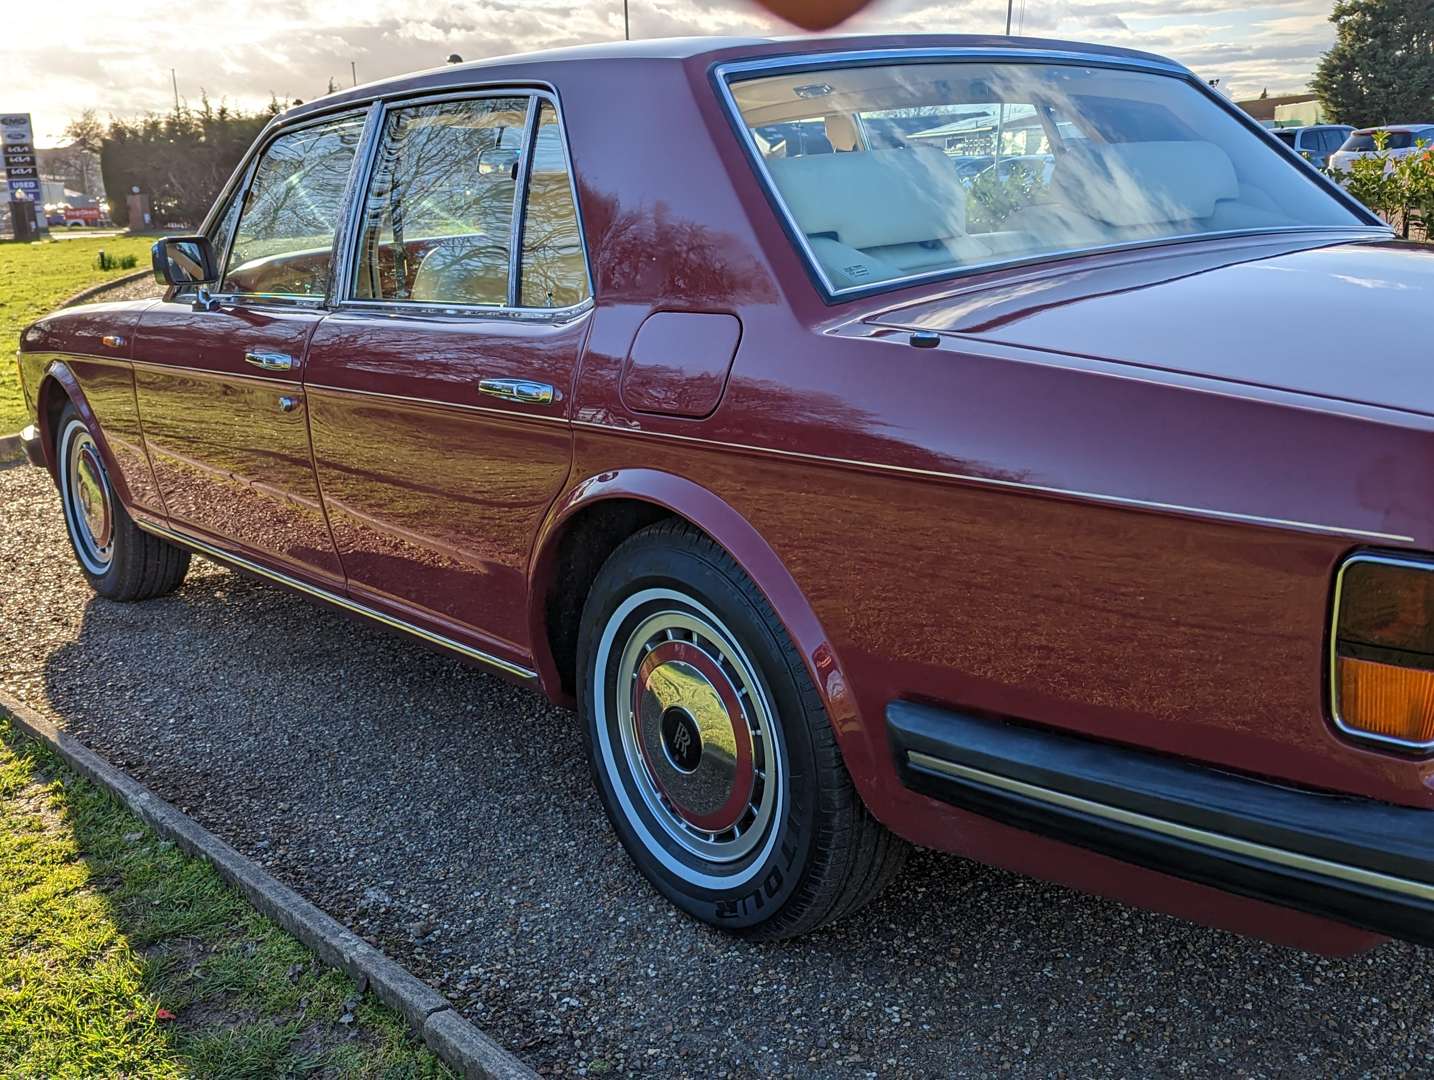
(1327, 130, 1433, 241)
(94, 250, 139, 271)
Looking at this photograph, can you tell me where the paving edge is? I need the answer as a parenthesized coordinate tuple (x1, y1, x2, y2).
(0, 691, 537, 1080)
(60, 266, 153, 308)
(0, 433, 22, 467)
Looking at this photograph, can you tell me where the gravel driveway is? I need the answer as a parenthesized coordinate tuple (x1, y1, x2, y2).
(3, 462, 1432, 1077)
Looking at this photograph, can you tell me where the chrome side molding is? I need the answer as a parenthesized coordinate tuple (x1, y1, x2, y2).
(133, 518, 539, 682)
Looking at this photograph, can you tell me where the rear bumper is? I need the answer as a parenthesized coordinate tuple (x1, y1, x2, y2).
(887, 702, 1434, 947)
(19, 424, 45, 468)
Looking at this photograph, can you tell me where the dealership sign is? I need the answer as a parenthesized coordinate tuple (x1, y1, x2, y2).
(2, 113, 42, 207)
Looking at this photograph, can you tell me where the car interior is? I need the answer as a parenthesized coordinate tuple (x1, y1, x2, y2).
(731, 62, 1360, 291)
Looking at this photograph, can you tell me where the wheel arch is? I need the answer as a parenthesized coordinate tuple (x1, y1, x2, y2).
(527, 468, 880, 792)
(35, 363, 93, 480)
(33, 360, 154, 518)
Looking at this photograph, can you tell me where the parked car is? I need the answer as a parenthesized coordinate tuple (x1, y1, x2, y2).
(16, 35, 1434, 951)
(1271, 124, 1352, 168)
(1329, 123, 1434, 172)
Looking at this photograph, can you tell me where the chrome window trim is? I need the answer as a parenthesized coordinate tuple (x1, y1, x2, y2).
(337, 87, 595, 315)
(190, 106, 375, 307)
(332, 294, 594, 324)
(132, 516, 539, 682)
(326, 100, 386, 307)
(1329, 552, 1434, 755)
(904, 749, 1434, 903)
(508, 97, 540, 307)
(184, 82, 595, 317)
(712, 49, 1390, 304)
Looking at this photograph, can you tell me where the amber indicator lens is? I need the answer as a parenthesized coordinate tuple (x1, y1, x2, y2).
(1336, 655, 1434, 745)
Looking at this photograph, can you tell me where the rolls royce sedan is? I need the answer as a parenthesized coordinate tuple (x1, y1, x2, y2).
(15, 35, 1434, 950)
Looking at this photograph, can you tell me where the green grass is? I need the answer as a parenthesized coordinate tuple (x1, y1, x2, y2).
(0, 235, 155, 435)
(0, 716, 452, 1079)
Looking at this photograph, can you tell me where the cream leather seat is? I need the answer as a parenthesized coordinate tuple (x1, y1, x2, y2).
(1009, 140, 1275, 243)
(409, 235, 508, 305)
(767, 146, 986, 288)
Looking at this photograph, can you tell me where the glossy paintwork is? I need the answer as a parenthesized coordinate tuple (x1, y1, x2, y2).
(131, 298, 342, 586)
(621, 311, 743, 418)
(304, 309, 587, 661)
(876, 237, 1434, 415)
(18, 302, 165, 516)
(14, 34, 1428, 954)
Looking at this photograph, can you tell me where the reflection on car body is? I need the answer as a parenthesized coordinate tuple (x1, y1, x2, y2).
(15, 35, 1434, 951)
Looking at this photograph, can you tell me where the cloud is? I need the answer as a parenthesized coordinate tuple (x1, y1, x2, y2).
(6, 0, 1331, 144)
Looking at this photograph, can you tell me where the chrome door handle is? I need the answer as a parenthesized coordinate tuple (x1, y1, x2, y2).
(245, 349, 294, 372)
(477, 378, 555, 406)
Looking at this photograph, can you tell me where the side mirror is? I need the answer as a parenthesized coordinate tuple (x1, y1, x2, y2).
(151, 235, 219, 287)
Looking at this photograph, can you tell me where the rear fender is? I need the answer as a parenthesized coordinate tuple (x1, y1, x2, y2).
(529, 467, 882, 795)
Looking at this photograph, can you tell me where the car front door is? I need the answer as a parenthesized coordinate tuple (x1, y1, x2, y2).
(303, 93, 592, 665)
(133, 111, 368, 588)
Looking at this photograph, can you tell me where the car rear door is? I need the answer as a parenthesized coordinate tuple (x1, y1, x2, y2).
(303, 92, 592, 666)
(132, 110, 368, 589)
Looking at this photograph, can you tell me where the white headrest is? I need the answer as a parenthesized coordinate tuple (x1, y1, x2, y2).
(767, 147, 967, 250)
(1053, 141, 1239, 227)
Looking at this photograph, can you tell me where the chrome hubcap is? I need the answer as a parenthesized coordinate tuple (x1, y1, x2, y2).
(75, 446, 112, 550)
(607, 599, 781, 870)
(61, 420, 114, 573)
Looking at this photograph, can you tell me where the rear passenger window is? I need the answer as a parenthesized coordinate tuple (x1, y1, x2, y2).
(519, 103, 590, 308)
(353, 97, 528, 306)
(222, 114, 366, 298)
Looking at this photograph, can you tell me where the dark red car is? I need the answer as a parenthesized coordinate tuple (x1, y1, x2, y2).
(17, 35, 1434, 951)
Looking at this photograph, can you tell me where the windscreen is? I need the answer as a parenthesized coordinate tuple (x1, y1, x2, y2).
(728, 60, 1367, 293)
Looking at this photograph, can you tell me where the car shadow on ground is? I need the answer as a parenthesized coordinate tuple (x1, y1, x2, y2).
(33, 562, 1434, 1077)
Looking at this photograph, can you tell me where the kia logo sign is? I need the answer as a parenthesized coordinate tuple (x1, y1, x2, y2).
(750, 0, 874, 29)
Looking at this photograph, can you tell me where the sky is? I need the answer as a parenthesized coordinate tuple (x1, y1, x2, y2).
(5, 0, 1337, 146)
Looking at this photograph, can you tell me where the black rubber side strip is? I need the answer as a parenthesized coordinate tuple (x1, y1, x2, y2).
(887, 701, 1434, 947)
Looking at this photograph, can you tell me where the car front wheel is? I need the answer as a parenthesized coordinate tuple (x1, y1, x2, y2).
(56, 402, 190, 601)
(578, 520, 907, 939)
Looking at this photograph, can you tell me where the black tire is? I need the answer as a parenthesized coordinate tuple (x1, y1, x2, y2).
(578, 520, 907, 939)
(55, 402, 190, 601)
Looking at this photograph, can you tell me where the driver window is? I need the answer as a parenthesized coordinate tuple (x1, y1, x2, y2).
(352, 96, 528, 306)
(221, 114, 366, 298)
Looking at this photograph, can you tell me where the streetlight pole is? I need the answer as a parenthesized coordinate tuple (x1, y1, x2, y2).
(1005, 0, 1013, 35)
(624, 0, 630, 40)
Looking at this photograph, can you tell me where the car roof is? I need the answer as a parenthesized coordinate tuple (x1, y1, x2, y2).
(1353, 123, 1434, 133)
(278, 33, 1192, 125)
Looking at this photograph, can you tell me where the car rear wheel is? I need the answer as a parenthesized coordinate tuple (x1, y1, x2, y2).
(57, 403, 190, 601)
(578, 520, 907, 939)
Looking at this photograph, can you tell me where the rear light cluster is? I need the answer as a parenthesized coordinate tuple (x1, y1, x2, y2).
(1332, 554, 1434, 751)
